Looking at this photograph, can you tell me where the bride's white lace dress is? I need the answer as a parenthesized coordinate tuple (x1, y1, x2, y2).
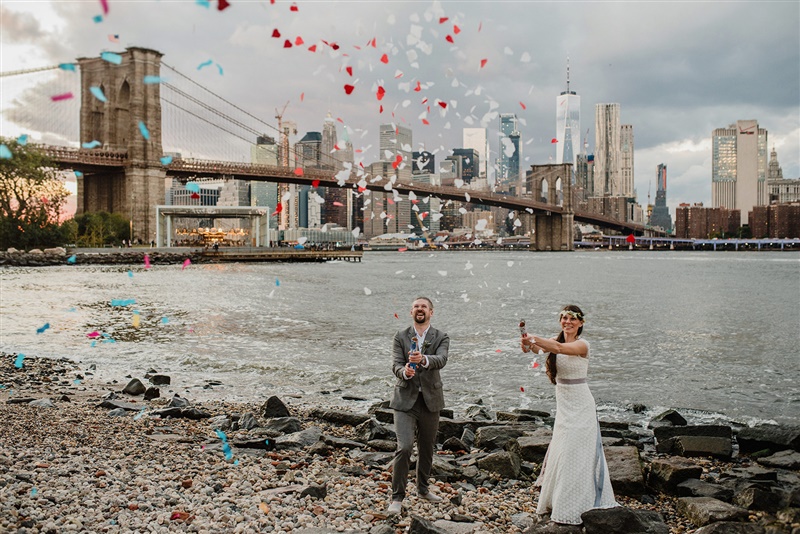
(535, 343, 618, 524)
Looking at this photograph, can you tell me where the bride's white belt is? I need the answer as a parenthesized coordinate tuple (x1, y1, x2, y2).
(556, 378, 587, 384)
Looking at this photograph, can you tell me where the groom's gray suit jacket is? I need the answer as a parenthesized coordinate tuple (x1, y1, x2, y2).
(389, 325, 449, 412)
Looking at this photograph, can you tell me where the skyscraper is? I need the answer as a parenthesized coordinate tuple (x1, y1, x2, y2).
(620, 124, 634, 197)
(555, 60, 580, 169)
(712, 120, 768, 225)
(250, 135, 279, 229)
(452, 148, 479, 184)
(379, 123, 412, 183)
(650, 164, 672, 231)
(497, 113, 520, 189)
(594, 103, 621, 196)
(463, 127, 489, 180)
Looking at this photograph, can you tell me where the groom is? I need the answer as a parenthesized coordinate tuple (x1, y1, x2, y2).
(387, 296, 449, 515)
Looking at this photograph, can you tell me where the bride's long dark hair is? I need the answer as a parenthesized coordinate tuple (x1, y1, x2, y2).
(545, 304, 585, 385)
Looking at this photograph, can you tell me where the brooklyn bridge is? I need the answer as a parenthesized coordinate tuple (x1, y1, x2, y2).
(2, 47, 663, 251)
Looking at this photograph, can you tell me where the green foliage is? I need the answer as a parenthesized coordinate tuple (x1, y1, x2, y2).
(0, 138, 73, 249)
(74, 211, 130, 247)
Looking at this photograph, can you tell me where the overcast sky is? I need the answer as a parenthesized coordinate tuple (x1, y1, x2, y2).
(1, 0, 798, 217)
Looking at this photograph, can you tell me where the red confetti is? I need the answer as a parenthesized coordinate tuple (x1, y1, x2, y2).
(414, 81, 421, 92)
(51, 92, 74, 102)
(438, 101, 447, 109)
(477, 21, 482, 32)
(421, 97, 428, 105)
(295, 36, 304, 45)
(190, 192, 200, 199)
(346, 66, 353, 76)
(532, 361, 540, 368)
(41, 196, 49, 204)
(397, 247, 408, 252)
(272, 29, 281, 38)
(376, 86, 386, 101)
(380, 53, 389, 64)
(495, 349, 502, 353)
(311, 179, 320, 188)
(626, 234, 636, 244)
(369, 37, 377, 48)
(283, 40, 292, 48)
(379, 105, 384, 113)
(394, 313, 399, 318)
(300, 92, 304, 102)
(294, 168, 304, 176)
(289, 2, 298, 11)
(480, 58, 488, 69)
(519, 102, 527, 110)
(420, 212, 428, 220)
(453, 24, 461, 34)
(330, 42, 339, 50)
(308, 44, 317, 52)
(551, 138, 558, 143)
(391, 155, 402, 169)
(336, 117, 344, 123)
(357, 186, 366, 193)
(421, 118, 430, 125)
(520, 387, 525, 392)
(445, 35, 454, 43)
(271, 203, 283, 216)
(217, 0, 230, 11)
(344, 84, 355, 95)
(439, 17, 448, 24)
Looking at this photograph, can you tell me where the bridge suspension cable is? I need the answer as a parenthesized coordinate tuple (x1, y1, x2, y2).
(0, 65, 60, 78)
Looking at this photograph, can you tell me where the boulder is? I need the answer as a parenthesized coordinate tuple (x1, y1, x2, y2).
(442, 436, 470, 453)
(430, 455, 462, 482)
(604, 446, 646, 497)
(208, 415, 231, 431)
(355, 418, 395, 443)
(733, 486, 780, 512)
(437, 418, 482, 444)
(497, 411, 540, 423)
(151, 407, 183, 418)
(323, 435, 365, 450)
(275, 426, 323, 449)
(180, 407, 210, 420)
(264, 416, 303, 435)
(408, 515, 449, 534)
(653, 425, 732, 444)
(582, 507, 670, 534)
(431, 519, 480, 534)
(676, 497, 749, 526)
(143, 386, 160, 401)
(474, 425, 526, 450)
(122, 378, 146, 395)
(108, 408, 128, 417)
(460, 426, 476, 448)
(309, 408, 370, 426)
(232, 438, 276, 450)
(168, 394, 190, 408)
(518, 428, 553, 462)
(476, 450, 521, 479)
(465, 404, 493, 421)
(149, 374, 171, 385)
(647, 458, 703, 494)
(366, 439, 396, 452)
(649, 409, 687, 428)
(43, 247, 66, 255)
(756, 449, 800, 470)
(676, 478, 733, 502)
(736, 424, 800, 453)
(237, 412, 260, 430)
(671, 436, 733, 460)
(692, 523, 766, 534)
(261, 395, 290, 418)
(300, 483, 327, 500)
(28, 398, 55, 408)
(372, 408, 394, 424)
(98, 399, 141, 411)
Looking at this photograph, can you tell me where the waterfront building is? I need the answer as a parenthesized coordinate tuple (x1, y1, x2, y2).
(620, 124, 634, 197)
(766, 147, 800, 204)
(750, 203, 800, 238)
(452, 148, 480, 185)
(675, 203, 740, 239)
(463, 127, 489, 180)
(594, 103, 621, 197)
(711, 120, 768, 225)
(497, 113, 521, 189)
(555, 60, 580, 170)
(650, 164, 672, 232)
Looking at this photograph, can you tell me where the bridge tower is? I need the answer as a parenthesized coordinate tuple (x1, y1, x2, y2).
(525, 163, 574, 251)
(76, 47, 165, 243)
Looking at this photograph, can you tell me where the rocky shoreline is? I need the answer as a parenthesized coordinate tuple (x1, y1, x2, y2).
(0, 248, 207, 267)
(1, 353, 798, 534)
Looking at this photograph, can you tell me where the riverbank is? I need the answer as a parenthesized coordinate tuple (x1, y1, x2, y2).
(2, 353, 798, 533)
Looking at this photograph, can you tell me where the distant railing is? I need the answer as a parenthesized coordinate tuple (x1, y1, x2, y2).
(40, 145, 128, 166)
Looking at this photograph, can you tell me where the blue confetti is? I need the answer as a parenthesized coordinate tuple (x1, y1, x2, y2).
(36, 323, 50, 334)
(214, 429, 233, 460)
(73, 379, 81, 385)
(134, 407, 146, 420)
(17, 134, 29, 145)
(101, 333, 112, 338)
(143, 75, 162, 84)
(110, 298, 136, 306)
(101, 338, 116, 344)
(82, 140, 101, 149)
(160, 155, 173, 165)
(93, 14, 103, 23)
(67, 307, 77, 312)
(197, 59, 213, 70)
(100, 51, 122, 65)
(233, 459, 239, 465)
(0, 384, 5, 389)
(31, 488, 38, 497)
(185, 182, 200, 193)
(161, 317, 169, 324)
(74, 171, 83, 177)
(67, 255, 77, 264)
(90, 86, 108, 102)
(216, 63, 224, 75)
(59, 63, 77, 72)
(0, 144, 12, 159)
(91, 341, 97, 348)
(14, 354, 25, 369)
(138, 121, 150, 140)
(128, 270, 133, 278)
(275, 278, 280, 287)
(196, 0, 210, 7)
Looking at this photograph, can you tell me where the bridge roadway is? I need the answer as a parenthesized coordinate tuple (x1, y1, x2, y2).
(43, 145, 660, 236)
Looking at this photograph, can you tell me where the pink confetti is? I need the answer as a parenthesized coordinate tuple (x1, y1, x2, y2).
(480, 58, 488, 69)
(87, 331, 100, 338)
(99, 0, 109, 14)
(333, 201, 344, 207)
(295, 36, 304, 45)
(51, 92, 74, 102)
(495, 349, 502, 353)
(294, 168, 304, 176)
(144, 254, 151, 269)
(397, 247, 408, 252)
(308, 44, 317, 52)
(421, 118, 430, 125)
(182, 259, 191, 270)
(532, 361, 540, 368)
(300, 92, 304, 102)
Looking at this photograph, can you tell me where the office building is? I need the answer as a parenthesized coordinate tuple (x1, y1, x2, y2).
(452, 148, 479, 184)
(379, 123, 413, 183)
(555, 61, 580, 169)
(412, 151, 435, 174)
(712, 120, 768, 225)
(620, 124, 634, 197)
(594, 103, 621, 197)
(497, 113, 520, 188)
(675, 203, 741, 238)
(650, 164, 672, 231)
(463, 127, 489, 180)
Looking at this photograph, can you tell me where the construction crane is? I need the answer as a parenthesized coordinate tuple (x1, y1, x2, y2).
(275, 101, 294, 167)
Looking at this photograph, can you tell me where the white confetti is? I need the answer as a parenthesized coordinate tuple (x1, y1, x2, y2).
(507, 261, 514, 267)
(352, 227, 361, 238)
(364, 287, 372, 295)
(438, 271, 448, 276)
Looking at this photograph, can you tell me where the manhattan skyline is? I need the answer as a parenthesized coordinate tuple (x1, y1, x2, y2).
(0, 0, 798, 218)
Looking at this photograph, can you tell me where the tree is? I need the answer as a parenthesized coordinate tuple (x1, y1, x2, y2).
(0, 138, 73, 249)
(75, 211, 130, 247)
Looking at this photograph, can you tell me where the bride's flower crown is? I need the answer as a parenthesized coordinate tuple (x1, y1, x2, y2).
(560, 309, 585, 322)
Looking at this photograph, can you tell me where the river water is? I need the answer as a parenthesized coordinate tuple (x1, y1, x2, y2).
(1, 251, 798, 427)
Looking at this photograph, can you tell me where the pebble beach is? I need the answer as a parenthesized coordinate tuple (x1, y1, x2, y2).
(2, 353, 798, 534)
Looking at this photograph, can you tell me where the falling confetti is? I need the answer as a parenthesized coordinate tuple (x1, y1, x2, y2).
(0, 145, 11, 159)
(16, 134, 28, 145)
(182, 259, 191, 270)
(51, 92, 74, 102)
(344, 84, 355, 95)
(218, 0, 230, 10)
(215, 429, 233, 460)
(110, 299, 136, 306)
(143, 75, 162, 84)
(144, 254, 151, 269)
(275, 278, 280, 286)
(480, 58, 488, 69)
(14, 354, 25, 369)
(161, 317, 169, 324)
(520, 387, 525, 392)
(132, 310, 141, 328)
(82, 140, 101, 149)
(100, 52, 123, 65)
(58, 63, 77, 72)
(364, 287, 372, 295)
(36, 323, 50, 334)
(160, 155, 173, 165)
(186, 182, 201, 193)
(134, 407, 146, 420)
(30, 487, 38, 497)
(197, 59, 213, 70)
(394, 313, 399, 319)
(138, 121, 150, 140)
(87, 331, 100, 338)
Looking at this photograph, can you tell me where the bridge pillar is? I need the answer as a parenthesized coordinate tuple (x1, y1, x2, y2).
(530, 212, 574, 251)
(524, 163, 574, 251)
(77, 47, 165, 243)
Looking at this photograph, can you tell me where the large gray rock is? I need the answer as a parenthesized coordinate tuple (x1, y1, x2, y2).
(653, 425, 732, 442)
(276, 426, 323, 449)
(98, 399, 141, 411)
(372, 408, 394, 424)
(237, 412, 260, 430)
(261, 395, 290, 418)
(692, 523, 765, 534)
(676, 478, 733, 501)
(442, 436, 470, 453)
(408, 515, 449, 533)
(476, 450, 521, 479)
(431, 520, 481, 533)
(733, 486, 780, 512)
(28, 398, 54, 408)
(582, 507, 670, 534)
(647, 458, 703, 494)
(518, 428, 553, 462)
(604, 446, 646, 497)
(149, 374, 171, 385)
(649, 409, 687, 428)
(264, 416, 302, 435)
(309, 408, 370, 426)
(670, 436, 733, 460)
(430, 455, 462, 482)
(355, 418, 395, 442)
(676, 497, 749, 526)
(474, 425, 526, 450)
(437, 418, 490, 444)
(736, 424, 800, 453)
(323, 435, 365, 450)
(465, 404, 493, 421)
(122, 378, 146, 395)
(756, 449, 800, 469)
